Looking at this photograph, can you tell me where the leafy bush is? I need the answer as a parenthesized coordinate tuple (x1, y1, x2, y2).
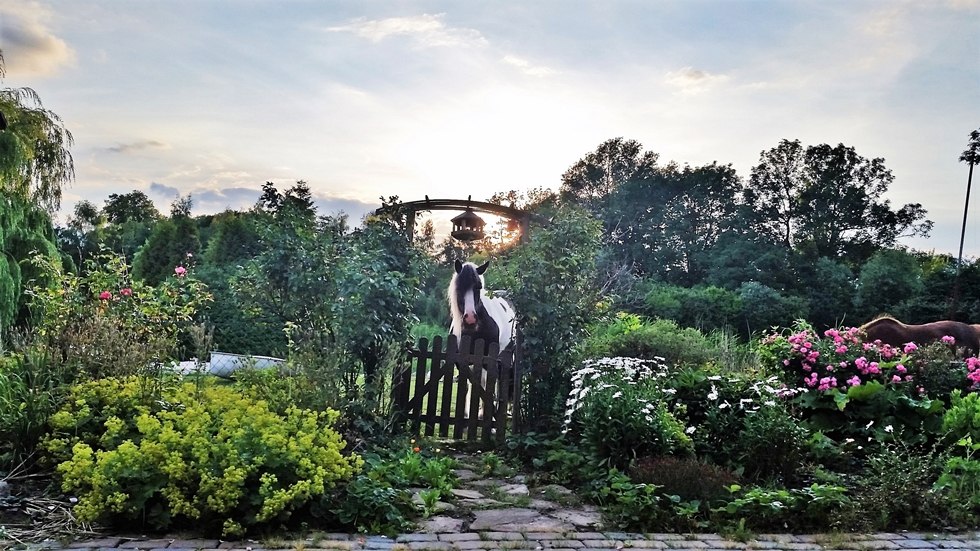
(46, 377, 361, 537)
(321, 441, 457, 535)
(713, 483, 849, 532)
(0, 348, 69, 467)
(933, 437, 980, 527)
(664, 368, 809, 483)
(629, 456, 737, 504)
(565, 357, 693, 468)
(760, 322, 948, 448)
(943, 390, 980, 444)
(580, 314, 721, 367)
(836, 443, 947, 531)
(28, 251, 210, 380)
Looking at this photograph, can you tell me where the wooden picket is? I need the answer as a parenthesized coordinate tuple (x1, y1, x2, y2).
(392, 334, 521, 445)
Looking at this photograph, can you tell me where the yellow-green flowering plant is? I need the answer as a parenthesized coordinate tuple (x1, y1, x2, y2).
(46, 376, 361, 537)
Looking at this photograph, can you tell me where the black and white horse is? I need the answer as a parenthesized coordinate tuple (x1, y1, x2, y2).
(448, 260, 516, 418)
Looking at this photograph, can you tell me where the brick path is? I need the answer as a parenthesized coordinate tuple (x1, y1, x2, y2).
(6, 530, 976, 551)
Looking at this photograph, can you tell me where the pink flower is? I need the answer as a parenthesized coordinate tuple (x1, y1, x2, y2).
(895, 364, 907, 374)
(942, 335, 956, 345)
(98, 291, 111, 300)
(891, 374, 902, 383)
(835, 345, 849, 354)
(847, 375, 862, 386)
(903, 342, 918, 354)
(120, 288, 133, 297)
(174, 266, 187, 277)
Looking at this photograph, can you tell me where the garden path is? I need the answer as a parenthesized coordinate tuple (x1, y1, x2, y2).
(5, 451, 979, 550)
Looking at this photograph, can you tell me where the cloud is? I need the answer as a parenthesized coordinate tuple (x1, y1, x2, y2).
(502, 55, 557, 77)
(0, 2, 75, 77)
(664, 67, 730, 94)
(106, 140, 169, 154)
(149, 182, 180, 198)
(326, 13, 487, 48)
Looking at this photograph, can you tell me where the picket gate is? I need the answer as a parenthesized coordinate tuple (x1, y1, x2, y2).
(391, 334, 523, 445)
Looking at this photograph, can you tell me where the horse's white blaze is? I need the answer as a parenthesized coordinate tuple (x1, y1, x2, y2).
(463, 290, 477, 326)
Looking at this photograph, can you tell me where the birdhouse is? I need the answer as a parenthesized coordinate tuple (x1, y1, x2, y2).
(450, 208, 486, 242)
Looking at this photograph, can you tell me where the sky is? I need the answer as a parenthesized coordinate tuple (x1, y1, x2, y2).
(1, 0, 978, 255)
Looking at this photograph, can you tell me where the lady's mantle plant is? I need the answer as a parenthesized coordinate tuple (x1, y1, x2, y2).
(46, 377, 361, 537)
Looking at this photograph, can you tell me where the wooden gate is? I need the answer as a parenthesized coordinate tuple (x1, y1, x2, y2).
(391, 334, 523, 444)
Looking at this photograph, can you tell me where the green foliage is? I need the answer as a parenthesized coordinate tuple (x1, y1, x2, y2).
(837, 443, 947, 531)
(713, 483, 849, 532)
(0, 194, 60, 334)
(581, 313, 721, 367)
(28, 251, 211, 379)
(0, 348, 70, 468)
(46, 377, 361, 537)
(629, 456, 737, 504)
(855, 249, 924, 319)
(565, 357, 693, 468)
(943, 390, 980, 444)
(494, 204, 604, 426)
(322, 443, 456, 535)
(642, 283, 742, 333)
(933, 437, 980, 526)
(132, 213, 201, 286)
(0, 86, 74, 212)
(736, 282, 808, 337)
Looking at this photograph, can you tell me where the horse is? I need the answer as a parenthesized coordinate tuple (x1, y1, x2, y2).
(859, 315, 980, 356)
(448, 259, 516, 419)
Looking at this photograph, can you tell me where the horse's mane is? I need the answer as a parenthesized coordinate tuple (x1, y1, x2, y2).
(447, 263, 485, 337)
(861, 314, 903, 328)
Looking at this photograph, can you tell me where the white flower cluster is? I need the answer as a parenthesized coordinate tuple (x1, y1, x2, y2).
(705, 374, 786, 413)
(563, 356, 670, 431)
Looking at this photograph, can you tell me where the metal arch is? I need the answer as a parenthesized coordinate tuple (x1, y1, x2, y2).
(374, 197, 549, 243)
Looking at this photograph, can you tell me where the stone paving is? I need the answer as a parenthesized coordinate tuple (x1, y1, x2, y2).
(4, 453, 979, 551)
(8, 530, 980, 551)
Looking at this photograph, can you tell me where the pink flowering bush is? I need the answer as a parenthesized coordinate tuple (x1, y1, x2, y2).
(759, 321, 956, 446)
(27, 252, 211, 381)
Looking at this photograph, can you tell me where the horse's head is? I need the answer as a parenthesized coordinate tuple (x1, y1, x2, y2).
(451, 260, 489, 329)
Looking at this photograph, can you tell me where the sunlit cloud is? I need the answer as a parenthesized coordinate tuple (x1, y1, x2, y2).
(0, 1, 74, 77)
(326, 14, 487, 48)
(502, 55, 557, 77)
(664, 66, 730, 94)
(106, 140, 169, 154)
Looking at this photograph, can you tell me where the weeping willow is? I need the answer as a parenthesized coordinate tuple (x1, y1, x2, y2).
(0, 86, 75, 213)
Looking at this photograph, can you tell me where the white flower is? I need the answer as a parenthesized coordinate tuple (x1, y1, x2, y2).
(718, 402, 729, 409)
(685, 426, 696, 435)
(884, 425, 894, 433)
(663, 388, 677, 395)
(612, 391, 623, 399)
(707, 384, 719, 401)
(707, 375, 722, 381)
(865, 420, 874, 429)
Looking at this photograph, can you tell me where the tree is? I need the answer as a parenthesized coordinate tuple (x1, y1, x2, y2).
(0, 86, 74, 212)
(744, 140, 932, 262)
(560, 138, 660, 213)
(494, 205, 604, 426)
(605, 162, 744, 283)
(0, 195, 60, 334)
(103, 190, 160, 224)
(133, 197, 201, 285)
(854, 249, 924, 320)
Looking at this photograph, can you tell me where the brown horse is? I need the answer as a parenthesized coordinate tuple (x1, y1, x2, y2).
(859, 316, 980, 356)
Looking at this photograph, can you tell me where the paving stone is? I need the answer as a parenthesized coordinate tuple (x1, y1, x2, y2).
(170, 541, 220, 549)
(452, 489, 484, 499)
(406, 543, 453, 551)
(498, 484, 529, 496)
(419, 516, 465, 534)
(621, 541, 668, 549)
(395, 535, 439, 543)
(454, 469, 479, 481)
(571, 533, 608, 541)
(538, 540, 585, 549)
(895, 540, 938, 549)
(527, 499, 560, 511)
(481, 533, 526, 541)
(118, 540, 176, 549)
(664, 541, 709, 549)
(67, 540, 124, 549)
(437, 533, 481, 542)
(548, 509, 602, 529)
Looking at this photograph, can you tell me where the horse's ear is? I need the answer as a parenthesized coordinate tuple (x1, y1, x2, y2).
(476, 261, 489, 275)
(454, 259, 463, 274)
